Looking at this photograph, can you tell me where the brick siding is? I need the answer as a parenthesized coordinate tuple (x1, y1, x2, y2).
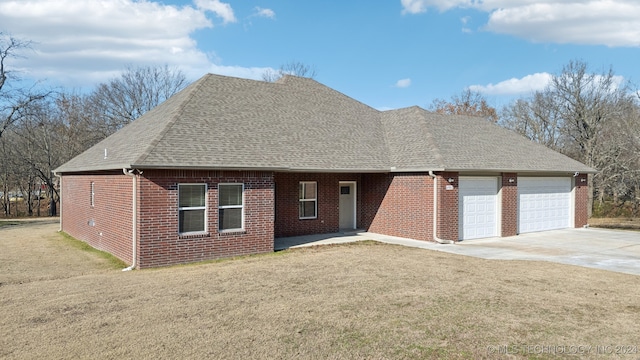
(137, 170, 274, 268)
(574, 174, 589, 228)
(61, 172, 134, 263)
(363, 173, 434, 242)
(436, 172, 458, 241)
(500, 173, 518, 237)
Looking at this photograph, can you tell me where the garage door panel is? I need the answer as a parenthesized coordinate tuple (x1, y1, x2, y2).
(459, 177, 498, 240)
(518, 177, 571, 233)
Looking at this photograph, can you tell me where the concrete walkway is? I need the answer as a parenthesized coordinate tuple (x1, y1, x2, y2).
(275, 227, 640, 276)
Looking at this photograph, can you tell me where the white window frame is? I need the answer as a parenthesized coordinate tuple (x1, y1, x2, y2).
(299, 181, 318, 219)
(218, 183, 244, 232)
(90, 182, 95, 207)
(178, 183, 208, 235)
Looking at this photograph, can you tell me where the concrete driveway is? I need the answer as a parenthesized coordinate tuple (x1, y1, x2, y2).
(276, 227, 640, 276)
(425, 228, 640, 276)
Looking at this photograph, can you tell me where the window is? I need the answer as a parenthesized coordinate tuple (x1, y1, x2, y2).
(178, 184, 207, 234)
(90, 182, 95, 207)
(219, 184, 244, 231)
(299, 181, 317, 219)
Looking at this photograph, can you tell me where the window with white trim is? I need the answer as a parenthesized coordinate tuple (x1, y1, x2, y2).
(218, 183, 244, 231)
(178, 184, 207, 234)
(299, 181, 317, 219)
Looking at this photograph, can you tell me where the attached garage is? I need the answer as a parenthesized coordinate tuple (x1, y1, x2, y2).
(459, 177, 499, 240)
(518, 177, 572, 233)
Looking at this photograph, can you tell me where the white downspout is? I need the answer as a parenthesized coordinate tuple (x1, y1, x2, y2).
(429, 171, 455, 244)
(122, 168, 137, 271)
(53, 171, 62, 232)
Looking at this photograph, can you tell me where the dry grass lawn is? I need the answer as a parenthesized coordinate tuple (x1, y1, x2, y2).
(589, 217, 640, 231)
(1, 220, 640, 359)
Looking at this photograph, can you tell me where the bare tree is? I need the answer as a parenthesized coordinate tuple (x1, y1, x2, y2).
(502, 60, 638, 216)
(56, 91, 114, 152)
(429, 89, 498, 122)
(11, 99, 66, 215)
(0, 133, 17, 216)
(88, 65, 187, 133)
(500, 92, 565, 150)
(0, 33, 50, 216)
(262, 61, 317, 82)
(1, 47, 188, 217)
(0, 33, 50, 140)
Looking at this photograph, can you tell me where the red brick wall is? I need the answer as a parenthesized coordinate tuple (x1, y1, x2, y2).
(137, 170, 274, 268)
(274, 173, 361, 237)
(363, 173, 434, 242)
(501, 173, 518, 237)
(360, 173, 391, 233)
(61, 172, 134, 263)
(436, 172, 458, 241)
(574, 174, 589, 227)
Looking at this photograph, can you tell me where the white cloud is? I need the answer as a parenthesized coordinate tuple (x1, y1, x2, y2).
(486, 2, 640, 47)
(468, 73, 552, 95)
(469, 72, 627, 96)
(195, 0, 236, 24)
(253, 7, 276, 19)
(401, 0, 472, 13)
(400, 0, 640, 47)
(401, 0, 428, 14)
(460, 15, 472, 33)
(394, 78, 412, 88)
(0, 0, 270, 88)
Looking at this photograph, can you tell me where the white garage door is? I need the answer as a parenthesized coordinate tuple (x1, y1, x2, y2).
(518, 177, 571, 233)
(459, 177, 498, 240)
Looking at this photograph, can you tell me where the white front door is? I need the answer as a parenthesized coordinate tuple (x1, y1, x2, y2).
(339, 182, 356, 230)
(518, 177, 571, 233)
(459, 177, 499, 240)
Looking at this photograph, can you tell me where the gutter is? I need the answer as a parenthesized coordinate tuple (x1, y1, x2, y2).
(122, 168, 138, 271)
(428, 171, 455, 244)
(444, 168, 598, 175)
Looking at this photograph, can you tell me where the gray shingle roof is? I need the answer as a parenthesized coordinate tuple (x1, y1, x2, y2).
(55, 74, 595, 174)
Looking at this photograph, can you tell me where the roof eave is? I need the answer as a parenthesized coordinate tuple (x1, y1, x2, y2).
(132, 164, 291, 172)
(53, 163, 135, 174)
(286, 167, 390, 173)
(389, 167, 445, 173)
(446, 168, 598, 174)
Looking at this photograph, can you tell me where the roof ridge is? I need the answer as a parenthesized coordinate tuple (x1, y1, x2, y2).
(132, 74, 210, 166)
(282, 75, 382, 113)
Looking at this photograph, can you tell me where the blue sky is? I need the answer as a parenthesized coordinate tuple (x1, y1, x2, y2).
(1, 0, 639, 110)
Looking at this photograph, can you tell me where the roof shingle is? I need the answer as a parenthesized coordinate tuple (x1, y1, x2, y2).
(55, 74, 595, 174)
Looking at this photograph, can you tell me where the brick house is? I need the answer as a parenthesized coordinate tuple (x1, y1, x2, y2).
(54, 74, 595, 268)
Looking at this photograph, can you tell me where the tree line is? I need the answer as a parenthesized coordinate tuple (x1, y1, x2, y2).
(2, 31, 638, 218)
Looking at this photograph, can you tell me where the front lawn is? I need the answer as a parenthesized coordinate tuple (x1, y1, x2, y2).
(1, 222, 639, 359)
